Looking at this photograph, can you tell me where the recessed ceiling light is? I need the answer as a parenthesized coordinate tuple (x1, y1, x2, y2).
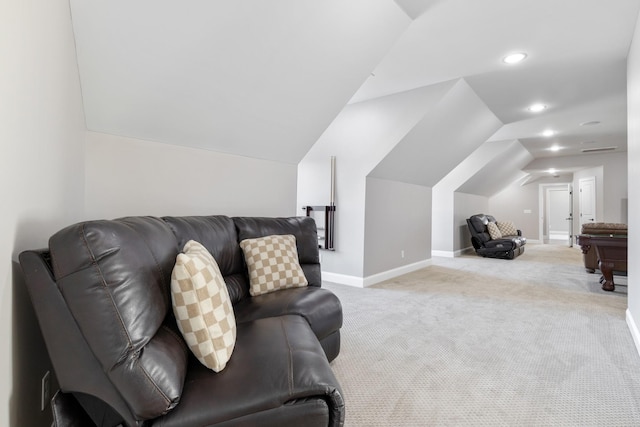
(503, 52, 527, 64)
(542, 129, 555, 137)
(548, 168, 557, 174)
(528, 103, 547, 113)
(549, 145, 561, 152)
(580, 120, 601, 126)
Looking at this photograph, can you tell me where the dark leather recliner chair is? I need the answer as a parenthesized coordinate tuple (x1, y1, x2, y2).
(466, 214, 526, 260)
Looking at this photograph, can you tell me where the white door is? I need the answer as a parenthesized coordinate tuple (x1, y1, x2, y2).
(579, 177, 596, 230)
(546, 184, 573, 246)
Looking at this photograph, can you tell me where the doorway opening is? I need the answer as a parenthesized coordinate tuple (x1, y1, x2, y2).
(539, 183, 573, 247)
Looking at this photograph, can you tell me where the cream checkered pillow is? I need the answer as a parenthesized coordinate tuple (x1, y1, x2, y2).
(497, 221, 518, 236)
(239, 234, 308, 297)
(171, 240, 236, 372)
(487, 221, 502, 239)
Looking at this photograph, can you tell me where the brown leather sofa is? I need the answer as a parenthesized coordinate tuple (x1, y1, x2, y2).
(580, 222, 628, 273)
(19, 215, 344, 427)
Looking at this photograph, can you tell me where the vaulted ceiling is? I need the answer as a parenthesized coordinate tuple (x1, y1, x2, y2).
(69, 0, 640, 192)
(70, 0, 409, 164)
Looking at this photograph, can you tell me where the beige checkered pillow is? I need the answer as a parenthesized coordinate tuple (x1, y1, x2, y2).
(497, 221, 518, 236)
(487, 221, 502, 239)
(171, 240, 236, 372)
(239, 234, 308, 297)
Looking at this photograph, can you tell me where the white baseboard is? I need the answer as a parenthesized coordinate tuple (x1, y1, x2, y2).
(322, 259, 432, 288)
(549, 235, 569, 240)
(363, 259, 432, 287)
(321, 271, 365, 288)
(626, 309, 640, 358)
(432, 250, 455, 258)
(433, 247, 475, 257)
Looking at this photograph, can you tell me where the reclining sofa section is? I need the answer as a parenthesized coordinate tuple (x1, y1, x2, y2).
(467, 214, 526, 260)
(19, 215, 344, 427)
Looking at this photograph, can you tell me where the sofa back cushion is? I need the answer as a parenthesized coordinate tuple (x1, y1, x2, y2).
(163, 216, 249, 303)
(233, 216, 321, 287)
(48, 217, 188, 421)
(468, 214, 492, 244)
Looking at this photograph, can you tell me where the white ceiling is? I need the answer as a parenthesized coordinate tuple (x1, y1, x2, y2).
(369, 79, 504, 187)
(69, 0, 409, 164)
(69, 0, 640, 181)
(356, 0, 639, 178)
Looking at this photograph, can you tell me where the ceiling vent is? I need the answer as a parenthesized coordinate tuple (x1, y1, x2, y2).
(581, 146, 617, 153)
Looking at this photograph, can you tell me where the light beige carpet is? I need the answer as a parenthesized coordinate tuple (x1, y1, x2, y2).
(324, 244, 640, 426)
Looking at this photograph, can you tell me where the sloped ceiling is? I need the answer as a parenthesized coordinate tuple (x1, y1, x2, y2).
(436, 140, 515, 192)
(298, 79, 461, 200)
(368, 79, 502, 187)
(392, 0, 442, 20)
(352, 0, 638, 183)
(68, 0, 639, 189)
(69, 0, 409, 163)
(457, 140, 534, 196)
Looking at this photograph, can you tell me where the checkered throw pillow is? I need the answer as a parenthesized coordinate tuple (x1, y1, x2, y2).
(497, 221, 518, 236)
(487, 221, 502, 239)
(171, 240, 236, 372)
(239, 234, 308, 297)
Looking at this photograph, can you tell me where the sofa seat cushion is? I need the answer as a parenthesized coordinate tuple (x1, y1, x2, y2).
(152, 315, 344, 427)
(233, 287, 343, 347)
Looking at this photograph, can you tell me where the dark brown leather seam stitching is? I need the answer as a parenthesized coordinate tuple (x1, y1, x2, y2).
(80, 223, 134, 355)
(280, 317, 294, 396)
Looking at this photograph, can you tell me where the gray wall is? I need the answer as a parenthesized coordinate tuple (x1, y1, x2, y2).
(487, 151, 628, 244)
(363, 177, 431, 276)
(85, 132, 298, 219)
(1, 0, 87, 425)
(525, 151, 628, 230)
(489, 179, 549, 242)
(454, 192, 489, 252)
(626, 6, 640, 356)
(297, 85, 454, 280)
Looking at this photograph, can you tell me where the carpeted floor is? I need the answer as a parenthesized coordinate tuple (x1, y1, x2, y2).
(324, 244, 640, 426)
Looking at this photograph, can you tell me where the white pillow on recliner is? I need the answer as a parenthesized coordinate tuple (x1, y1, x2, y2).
(487, 222, 502, 239)
(497, 221, 518, 236)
